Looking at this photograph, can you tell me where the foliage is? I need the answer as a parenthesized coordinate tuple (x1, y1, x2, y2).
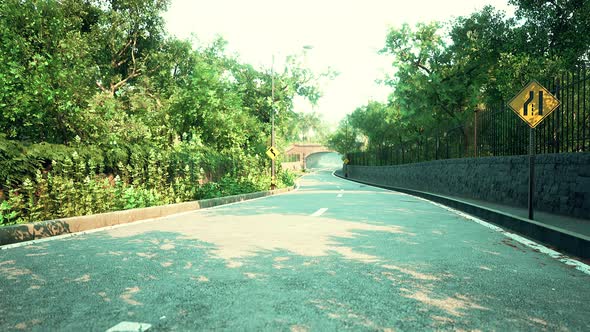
(326, 116, 363, 155)
(281, 111, 330, 144)
(278, 170, 296, 187)
(329, 2, 589, 157)
(0, 0, 324, 226)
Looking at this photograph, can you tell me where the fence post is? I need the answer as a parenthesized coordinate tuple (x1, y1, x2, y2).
(435, 132, 439, 160)
(474, 109, 478, 158)
(460, 129, 464, 158)
(445, 133, 449, 159)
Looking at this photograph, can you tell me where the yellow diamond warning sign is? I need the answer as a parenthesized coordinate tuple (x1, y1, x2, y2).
(266, 146, 279, 160)
(508, 81, 560, 128)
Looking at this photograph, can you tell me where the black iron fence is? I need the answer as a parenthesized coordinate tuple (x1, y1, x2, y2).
(349, 65, 589, 166)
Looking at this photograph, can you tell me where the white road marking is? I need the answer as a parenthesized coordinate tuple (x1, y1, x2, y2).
(337, 194, 343, 198)
(311, 208, 328, 217)
(330, 171, 590, 276)
(425, 200, 590, 276)
(106, 321, 151, 332)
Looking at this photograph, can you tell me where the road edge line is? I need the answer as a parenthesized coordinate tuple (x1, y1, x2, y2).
(333, 171, 590, 275)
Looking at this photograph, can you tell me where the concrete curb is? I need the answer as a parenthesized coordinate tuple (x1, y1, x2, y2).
(335, 172, 590, 260)
(0, 187, 293, 246)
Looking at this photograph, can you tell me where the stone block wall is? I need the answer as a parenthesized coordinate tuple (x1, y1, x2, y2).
(346, 152, 590, 219)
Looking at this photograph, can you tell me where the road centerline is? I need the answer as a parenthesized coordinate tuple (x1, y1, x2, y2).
(311, 208, 328, 217)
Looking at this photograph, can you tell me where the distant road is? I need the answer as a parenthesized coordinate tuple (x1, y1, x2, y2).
(1, 170, 589, 331)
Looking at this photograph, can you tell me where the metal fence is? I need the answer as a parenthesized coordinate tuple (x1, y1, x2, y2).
(349, 65, 589, 166)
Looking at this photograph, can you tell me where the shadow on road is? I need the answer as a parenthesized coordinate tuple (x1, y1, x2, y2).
(0, 220, 72, 245)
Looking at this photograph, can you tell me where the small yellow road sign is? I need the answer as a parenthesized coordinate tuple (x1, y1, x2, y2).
(343, 158, 349, 165)
(266, 146, 279, 160)
(508, 81, 560, 128)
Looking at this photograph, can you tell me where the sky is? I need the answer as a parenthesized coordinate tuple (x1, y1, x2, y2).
(163, 0, 515, 128)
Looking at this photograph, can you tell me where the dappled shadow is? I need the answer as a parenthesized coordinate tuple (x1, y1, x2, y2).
(106, 213, 413, 263)
(1, 167, 588, 331)
(1, 229, 588, 331)
(0, 220, 71, 245)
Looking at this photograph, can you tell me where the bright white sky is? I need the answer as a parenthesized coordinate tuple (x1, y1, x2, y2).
(164, 0, 515, 128)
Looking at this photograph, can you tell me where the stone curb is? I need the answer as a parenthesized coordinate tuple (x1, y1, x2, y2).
(0, 186, 294, 246)
(335, 172, 589, 260)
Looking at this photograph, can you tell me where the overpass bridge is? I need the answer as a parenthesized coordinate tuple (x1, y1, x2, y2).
(281, 143, 339, 170)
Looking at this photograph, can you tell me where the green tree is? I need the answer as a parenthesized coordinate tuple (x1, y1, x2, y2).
(0, 0, 99, 143)
(0, 0, 330, 226)
(509, 0, 590, 66)
(327, 116, 363, 155)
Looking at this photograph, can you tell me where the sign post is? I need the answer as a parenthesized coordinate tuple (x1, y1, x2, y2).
(270, 54, 277, 190)
(528, 128, 535, 219)
(343, 157, 349, 178)
(508, 81, 560, 220)
(266, 146, 279, 187)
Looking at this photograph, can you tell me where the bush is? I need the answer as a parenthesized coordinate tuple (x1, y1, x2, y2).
(279, 170, 295, 187)
(0, 139, 278, 226)
(0, 200, 18, 226)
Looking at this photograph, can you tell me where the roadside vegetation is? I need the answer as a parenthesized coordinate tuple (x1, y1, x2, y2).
(0, 0, 329, 226)
(328, 0, 590, 156)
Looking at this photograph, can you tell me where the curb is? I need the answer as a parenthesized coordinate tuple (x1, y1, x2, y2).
(0, 187, 293, 247)
(334, 173, 590, 260)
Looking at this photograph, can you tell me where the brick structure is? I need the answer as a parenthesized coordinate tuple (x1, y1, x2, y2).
(281, 143, 334, 170)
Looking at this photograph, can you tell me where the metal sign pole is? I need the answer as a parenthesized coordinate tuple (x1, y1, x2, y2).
(508, 81, 560, 221)
(528, 127, 535, 220)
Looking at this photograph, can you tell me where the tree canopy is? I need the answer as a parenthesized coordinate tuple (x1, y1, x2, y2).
(0, 0, 329, 225)
(328, 2, 589, 156)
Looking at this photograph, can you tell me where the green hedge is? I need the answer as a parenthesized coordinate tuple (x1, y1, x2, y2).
(0, 136, 293, 226)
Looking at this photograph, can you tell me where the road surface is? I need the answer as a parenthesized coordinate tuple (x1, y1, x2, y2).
(1, 170, 589, 331)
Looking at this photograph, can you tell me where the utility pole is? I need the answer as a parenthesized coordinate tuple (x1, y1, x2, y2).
(270, 55, 276, 190)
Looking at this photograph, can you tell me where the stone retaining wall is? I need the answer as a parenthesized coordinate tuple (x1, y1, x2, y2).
(346, 153, 590, 219)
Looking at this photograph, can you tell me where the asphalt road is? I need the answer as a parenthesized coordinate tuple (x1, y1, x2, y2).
(1, 170, 589, 331)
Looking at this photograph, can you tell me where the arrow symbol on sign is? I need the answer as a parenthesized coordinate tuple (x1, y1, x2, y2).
(523, 91, 534, 116)
(538, 91, 543, 115)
